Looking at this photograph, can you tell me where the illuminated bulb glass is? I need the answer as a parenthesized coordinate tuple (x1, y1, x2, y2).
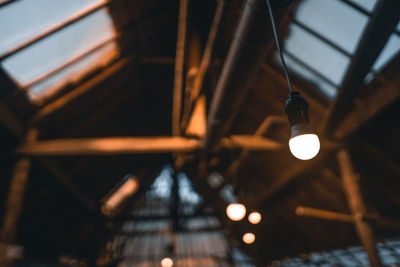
(289, 133, 320, 160)
(248, 212, 262, 224)
(242, 233, 255, 244)
(161, 257, 173, 267)
(226, 203, 246, 221)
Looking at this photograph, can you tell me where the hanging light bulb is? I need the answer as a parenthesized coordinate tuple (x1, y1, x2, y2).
(242, 233, 255, 244)
(248, 211, 262, 224)
(161, 257, 174, 267)
(265, 0, 320, 161)
(285, 92, 320, 160)
(226, 203, 246, 221)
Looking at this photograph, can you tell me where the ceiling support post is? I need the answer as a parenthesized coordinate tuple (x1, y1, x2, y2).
(0, 129, 38, 266)
(172, 0, 189, 136)
(337, 149, 382, 267)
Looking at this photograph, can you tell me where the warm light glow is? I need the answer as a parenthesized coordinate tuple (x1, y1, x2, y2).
(248, 212, 262, 224)
(289, 133, 320, 160)
(226, 203, 246, 221)
(161, 257, 173, 267)
(101, 177, 139, 216)
(242, 233, 255, 244)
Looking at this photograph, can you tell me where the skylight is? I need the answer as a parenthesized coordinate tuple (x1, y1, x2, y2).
(0, 0, 119, 101)
(282, 0, 400, 99)
(147, 165, 202, 205)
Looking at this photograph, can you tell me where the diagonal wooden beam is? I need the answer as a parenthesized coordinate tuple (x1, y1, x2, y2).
(337, 149, 382, 267)
(172, 0, 189, 136)
(320, 0, 400, 137)
(31, 54, 137, 124)
(334, 53, 400, 139)
(38, 158, 97, 211)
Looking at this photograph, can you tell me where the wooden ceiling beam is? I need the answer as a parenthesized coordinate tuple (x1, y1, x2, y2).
(172, 0, 189, 136)
(337, 149, 382, 267)
(0, 98, 97, 212)
(16, 135, 286, 156)
(31, 54, 137, 124)
(320, 0, 400, 137)
(1, 129, 37, 249)
(181, 0, 226, 130)
(334, 53, 400, 139)
(16, 137, 202, 156)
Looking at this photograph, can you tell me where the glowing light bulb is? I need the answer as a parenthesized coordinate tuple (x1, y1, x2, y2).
(289, 133, 320, 160)
(242, 233, 255, 244)
(161, 257, 173, 267)
(226, 203, 246, 221)
(248, 211, 262, 224)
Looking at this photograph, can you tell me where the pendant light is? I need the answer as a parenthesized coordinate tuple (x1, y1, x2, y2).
(242, 233, 256, 244)
(248, 211, 262, 224)
(226, 202, 247, 221)
(265, 0, 320, 160)
(161, 257, 174, 267)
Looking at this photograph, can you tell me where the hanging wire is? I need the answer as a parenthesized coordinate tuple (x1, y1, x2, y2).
(265, 0, 294, 94)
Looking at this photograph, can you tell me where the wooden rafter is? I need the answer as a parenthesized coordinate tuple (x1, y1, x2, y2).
(31, 54, 137, 124)
(181, 0, 226, 129)
(172, 0, 189, 136)
(16, 135, 284, 156)
(320, 0, 400, 137)
(296, 206, 400, 229)
(337, 149, 382, 267)
(0, 98, 97, 212)
(0, 129, 37, 265)
(334, 53, 400, 139)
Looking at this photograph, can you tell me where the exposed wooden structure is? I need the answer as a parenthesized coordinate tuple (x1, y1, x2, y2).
(185, 94, 206, 137)
(182, 0, 226, 129)
(16, 135, 285, 156)
(334, 53, 400, 139)
(337, 149, 382, 267)
(172, 0, 189, 136)
(0, 0, 400, 265)
(0, 129, 37, 265)
(296, 206, 400, 229)
(320, 0, 400, 137)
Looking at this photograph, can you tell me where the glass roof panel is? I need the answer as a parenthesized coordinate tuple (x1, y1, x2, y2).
(284, 23, 351, 86)
(295, 0, 368, 54)
(0, 0, 104, 56)
(1, 9, 116, 86)
(282, 53, 337, 99)
(30, 41, 119, 100)
(372, 33, 400, 72)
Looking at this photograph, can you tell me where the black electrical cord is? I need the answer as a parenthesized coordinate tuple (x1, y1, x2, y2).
(265, 0, 294, 94)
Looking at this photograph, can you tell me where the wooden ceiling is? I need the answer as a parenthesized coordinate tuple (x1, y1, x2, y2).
(0, 0, 399, 266)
